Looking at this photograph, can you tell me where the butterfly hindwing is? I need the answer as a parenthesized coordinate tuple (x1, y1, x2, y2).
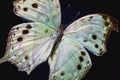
(64, 13, 118, 56)
(48, 35, 92, 80)
(14, 0, 61, 29)
(0, 22, 57, 74)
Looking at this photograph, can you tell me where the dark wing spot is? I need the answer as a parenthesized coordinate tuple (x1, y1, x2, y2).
(95, 44, 99, 48)
(100, 48, 103, 51)
(77, 64, 81, 70)
(105, 21, 109, 26)
(32, 3, 38, 8)
(12, 46, 14, 50)
(17, 37, 23, 42)
(60, 71, 65, 76)
(79, 56, 84, 62)
(26, 24, 32, 29)
(104, 33, 106, 37)
(90, 16, 93, 19)
(87, 61, 90, 64)
(23, 7, 28, 11)
(25, 55, 29, 60)
(16, 27, 19, 30)
(13, 33, 15, 36)
(81, 51, 86, 56)
(45, 29, 48, 33)
(92, 35, 97, 40)
(102, 15, 107, 20)
(83, 39, 87, 42)
(22, 30, 29, 34)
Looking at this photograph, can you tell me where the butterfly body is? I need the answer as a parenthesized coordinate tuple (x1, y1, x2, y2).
(0, 0, 119, 80)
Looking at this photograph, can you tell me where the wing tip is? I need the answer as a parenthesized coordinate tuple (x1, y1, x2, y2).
(99, 13, 119, 32)
(0, 57, 7, 64)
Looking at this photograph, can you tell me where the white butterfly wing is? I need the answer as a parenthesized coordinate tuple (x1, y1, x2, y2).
(14, 0, 61, 30)
(64, 13, 118, 56)
(0, 22, 57, 74)
(48, 36, 92, 80)
(48, 13, 118, 80)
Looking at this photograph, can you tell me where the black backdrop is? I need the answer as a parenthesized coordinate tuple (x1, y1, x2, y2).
(0, 0, 120, 80)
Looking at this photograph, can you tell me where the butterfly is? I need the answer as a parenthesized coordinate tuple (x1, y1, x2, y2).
(0, 0, 119, 80)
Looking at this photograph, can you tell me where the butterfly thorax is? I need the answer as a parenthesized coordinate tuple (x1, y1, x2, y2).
(50, 24, 66, 59)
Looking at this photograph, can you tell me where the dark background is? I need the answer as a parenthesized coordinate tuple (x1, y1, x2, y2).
(0, 0, 120, 80)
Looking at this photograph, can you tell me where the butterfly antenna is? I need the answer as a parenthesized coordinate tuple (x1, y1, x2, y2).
(63, 3, 71, 17)
(67, 4, 70, 9)
(61, 2, 71, 27)
(70, 11, 81, 23)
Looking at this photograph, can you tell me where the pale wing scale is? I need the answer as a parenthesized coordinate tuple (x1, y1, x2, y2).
(64, 13, 118, 56)
(48, 36, 92, 80)
(13, 0, 61, 29)
(0, 22, 57, 74)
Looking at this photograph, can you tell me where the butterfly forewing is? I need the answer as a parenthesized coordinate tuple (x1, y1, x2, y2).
(64, 14, 118, 56)
(13, 0, 61, 30)
(0, 22, 57, 74)
(48, 35, 92, 80)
